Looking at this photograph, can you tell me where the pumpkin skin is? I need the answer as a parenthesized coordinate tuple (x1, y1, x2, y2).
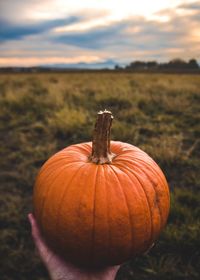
(33, 140, 170, 268)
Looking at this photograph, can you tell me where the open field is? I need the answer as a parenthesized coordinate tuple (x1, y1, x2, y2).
(0, 72, 200, 280)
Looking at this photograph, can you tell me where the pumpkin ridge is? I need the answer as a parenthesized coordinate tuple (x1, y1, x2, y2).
(143, 171, 165, 228)
(113, 162, 154, 248)
(130, 163, 164, 228)
(129, 157, 169, 202)
(55, 163, 86, 235)
(69, 143, 92, 155)
(130, 158, 169, 227)
(60, 149, 89, 158)
(90, 164, 99, 264)
(133, 157, 168, 186)
(118, 162, 163, 240)
(36, 161, 84, 213)
(116, 157, 169, 198)
(40, 165, 83, 242)
(41, 151, 78, 166)
(37, 159, 85, 186)
(108, 165, 134, 258)
(116, 153, 151, 163)
(58, 150, 88, 161)
(36, 159, 67, 184)
(105, 165, 111, 264)
(36, 165, 71, 227)
(116, 162, 163, 230)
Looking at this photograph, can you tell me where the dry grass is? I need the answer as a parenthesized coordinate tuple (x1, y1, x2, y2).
(0, 72, 200, 280)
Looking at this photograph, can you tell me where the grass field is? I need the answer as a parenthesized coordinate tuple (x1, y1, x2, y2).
(0, 72, 200, 280)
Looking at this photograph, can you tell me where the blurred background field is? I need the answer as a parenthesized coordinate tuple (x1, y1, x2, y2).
(0, 72, 200, 280)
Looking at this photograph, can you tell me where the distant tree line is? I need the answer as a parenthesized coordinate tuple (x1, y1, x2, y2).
(0, 58, 199, 73)
(115, 58, 200, 72)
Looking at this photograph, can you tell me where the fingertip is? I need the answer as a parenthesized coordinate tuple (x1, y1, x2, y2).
(28, 213, 34, 225)
(28, 212, 32, 220)
(28, 213, 39, 239)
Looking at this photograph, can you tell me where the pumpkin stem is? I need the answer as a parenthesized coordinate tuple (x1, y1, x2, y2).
(89, 110, 115, 164)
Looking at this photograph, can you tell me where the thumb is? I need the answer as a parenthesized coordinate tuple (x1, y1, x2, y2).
(28, 213, 51, 262)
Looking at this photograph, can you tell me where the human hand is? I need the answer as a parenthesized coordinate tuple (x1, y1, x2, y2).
(28, 213, 120, 280)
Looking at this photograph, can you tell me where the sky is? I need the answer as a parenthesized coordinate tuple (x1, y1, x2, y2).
(0, 0, 200, 66)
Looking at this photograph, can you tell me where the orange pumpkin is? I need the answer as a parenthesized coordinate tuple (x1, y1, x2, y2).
(33, 110, 170, 267)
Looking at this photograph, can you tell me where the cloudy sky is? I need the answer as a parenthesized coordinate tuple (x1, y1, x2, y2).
(0, 0, 200, 66)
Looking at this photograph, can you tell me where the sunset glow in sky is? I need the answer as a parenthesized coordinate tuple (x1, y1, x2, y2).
(0, 0, 200, 66)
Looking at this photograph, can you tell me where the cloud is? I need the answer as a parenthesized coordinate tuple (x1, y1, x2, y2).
(51, 10, 198, 53)
(0, 0, 200, 65)
(178, 1, 200, 10)
(53, 21, 128, 49)
(0, 16, 81, 41)
(0, 0, 52, 22)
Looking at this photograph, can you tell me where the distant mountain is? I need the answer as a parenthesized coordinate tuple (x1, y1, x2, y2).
(39, 60, 119, 69)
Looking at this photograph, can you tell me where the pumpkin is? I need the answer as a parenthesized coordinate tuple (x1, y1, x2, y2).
(33, 110, 170, 268)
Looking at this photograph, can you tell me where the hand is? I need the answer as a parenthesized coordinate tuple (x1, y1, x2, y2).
(28, 213, 120, 280)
